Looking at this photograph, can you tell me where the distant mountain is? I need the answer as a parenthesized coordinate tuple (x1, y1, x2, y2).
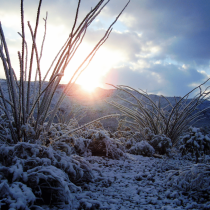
(1, 79, 210, 131)
(58, 83, 210, 131)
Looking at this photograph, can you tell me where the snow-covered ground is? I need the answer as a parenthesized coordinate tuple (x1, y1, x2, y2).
(74, 154, 210, 210)
(1, 139, 209, 210)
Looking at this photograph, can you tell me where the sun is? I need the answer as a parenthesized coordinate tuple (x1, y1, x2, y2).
(76, 71, 100, 93)
(81, 81, 97, 92)
(60, 41, 125, 92)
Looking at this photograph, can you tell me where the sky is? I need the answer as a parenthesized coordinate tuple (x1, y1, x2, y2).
(0, 0, 210, 96)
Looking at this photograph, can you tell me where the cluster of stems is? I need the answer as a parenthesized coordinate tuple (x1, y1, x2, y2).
(108, 80, 210, 145)
(0, 0, 129, 143)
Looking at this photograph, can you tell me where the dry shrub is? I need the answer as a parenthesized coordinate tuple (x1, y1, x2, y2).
(0, 142, 94, 208)
(143, 128, 172, 155)
(89, 130, 125, 159)
(129, 140, 155, 157)
(166, 164, 210, 202)
(180, 127, 210, 163)
(71, 129, 125, 159)
(108, 82, 210, 145)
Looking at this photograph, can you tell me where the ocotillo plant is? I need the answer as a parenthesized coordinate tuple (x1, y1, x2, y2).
(107, 79, 210, 145)
(0, 0, 129, 143)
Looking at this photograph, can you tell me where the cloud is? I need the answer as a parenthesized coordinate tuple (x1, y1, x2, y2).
(84, 29, 143, 63)
(1, 0, 210, 97)
(102, 64, 208, 96)
(106, 0, 210, 66)
(166, 32, 210, 66)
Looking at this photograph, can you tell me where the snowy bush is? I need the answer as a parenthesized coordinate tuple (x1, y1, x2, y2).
(0, 180, 36, 210)
(132, 132, 145, 142)
(148, 134, 172, 155)
(89, 130, 125, 159)
(47, 124, 126, 159)
(38, 122, 78, 146)
(74, 137, 92, 157)
(0, 143, 94, 208)
(143, 128, 172, 155)
(166, 164, 210, 202)
(113, 127, 172, 156)
(51, 140, 76, 156)
(129, 140, 155, 157)
(114, 130, 134, 139)
(180, 127, 210, 163)
(113, 131, 145, 150)
(143, 127, 155, 141)
(72, 130, 125, 159)
(123, 137, 137, 149)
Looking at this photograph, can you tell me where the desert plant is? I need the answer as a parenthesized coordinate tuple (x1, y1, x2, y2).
(55, 104, 87, 126)
(129, 140, 155, 157)
(67, 128, 125, 159)
(0, 142, 93, 208)
(0, 0, 129, 143)
(52, 113, 121, 142)
(107, 80, 210, 145)
(88, 130, 125, 158)
(142, 127, 172, 155)
(180, 127, 210, 163)
(166, 163, 210, 202)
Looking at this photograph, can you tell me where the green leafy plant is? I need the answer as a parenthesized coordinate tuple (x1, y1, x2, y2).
(107, 80, 210, 145)
(0, 0, 129, 143)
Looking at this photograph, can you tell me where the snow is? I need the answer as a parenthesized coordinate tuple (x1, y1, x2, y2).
(0, 180, 35, 210)
(129, 140, 155, 156)
(73, 154, 209, 210)
(1, 143, 210, 210)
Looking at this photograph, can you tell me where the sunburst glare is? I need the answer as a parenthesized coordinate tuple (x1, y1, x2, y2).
(61, 42, 124, 92)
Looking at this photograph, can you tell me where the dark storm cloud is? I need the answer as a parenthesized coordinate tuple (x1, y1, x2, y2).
(166, 32, 210, 65)
(106, 0, 210, 66)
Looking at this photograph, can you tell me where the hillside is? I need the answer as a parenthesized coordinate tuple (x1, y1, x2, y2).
(57, 83, 210, 131)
